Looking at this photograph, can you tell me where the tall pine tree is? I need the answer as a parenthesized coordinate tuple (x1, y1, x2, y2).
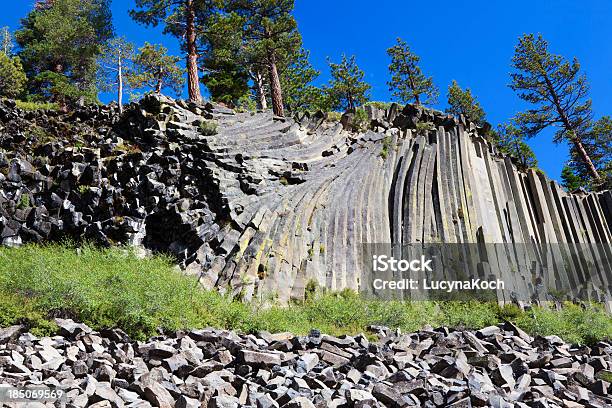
(280, 48, 326, 112)
(225, 0, 301, 117)
(387, 38, 438, 106)
(510, 33, 600, 183)
(130, 0, 220, 103)
(200, 12, 252, 107)
(567, 116, 612, 190)
(16, 0, 114, 106)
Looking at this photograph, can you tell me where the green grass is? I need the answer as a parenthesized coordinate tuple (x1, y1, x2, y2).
(0, 244, 610, 343)
(14, 100, 59, 111)
(380, 136, 393, 160)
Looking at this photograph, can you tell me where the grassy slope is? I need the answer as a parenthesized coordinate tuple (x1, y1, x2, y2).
(0, 244, 610, 344)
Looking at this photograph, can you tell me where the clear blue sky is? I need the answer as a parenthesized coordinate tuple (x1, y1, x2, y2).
(2, 1, 611, 182)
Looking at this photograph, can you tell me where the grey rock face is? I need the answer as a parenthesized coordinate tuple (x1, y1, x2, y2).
(0, 96, 611, 305)
(0, 319, 610, 407)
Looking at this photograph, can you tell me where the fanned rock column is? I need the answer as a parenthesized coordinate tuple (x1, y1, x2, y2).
(0, 96, 610, 304)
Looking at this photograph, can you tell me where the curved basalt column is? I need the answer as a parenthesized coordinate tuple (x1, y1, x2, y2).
(0, 96, 610, 304)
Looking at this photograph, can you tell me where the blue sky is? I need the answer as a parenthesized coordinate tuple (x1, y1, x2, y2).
(2, 1, 612, 182)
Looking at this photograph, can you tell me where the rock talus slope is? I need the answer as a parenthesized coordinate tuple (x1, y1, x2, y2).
(0, 96, 611, 303)
(1, 320, 611, 407)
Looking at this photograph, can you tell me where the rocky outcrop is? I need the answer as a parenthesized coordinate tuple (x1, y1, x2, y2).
(1, 320, 611, 407)
(0, 96, 610, 303)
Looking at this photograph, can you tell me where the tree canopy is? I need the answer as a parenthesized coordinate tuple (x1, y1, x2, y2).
(493, 123, 538, 171)
(0, 53, 27, 98)
(387, 38, 438, 106)
(446, 80, 486, 125)
(224, 0, 302, 116)
(129, 42, 185, 97)
(510, 33, 600, 182)
(130, 0, 219, 103)
(326, 54, 371, 112)
(16, 0, 114, 105)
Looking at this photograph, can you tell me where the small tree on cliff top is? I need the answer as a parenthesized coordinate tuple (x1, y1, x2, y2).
(446, 80, 486, 125)
(387, 37, 438, 106)
(326, 54, 371, 112)
(129, 42, 185, 97)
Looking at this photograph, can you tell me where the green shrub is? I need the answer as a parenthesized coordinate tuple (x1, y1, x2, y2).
(364, 101, 392, 110)
(515, 303, 612, 345)
(325, 111, 342, 122)
(352, 108, 370, 132)
(17, 193, 30, 209)
(380, 136, 393, 160)
(199, 120, 218, 136)
(415, 121, 435, 134)
(15, 100, 59, 111)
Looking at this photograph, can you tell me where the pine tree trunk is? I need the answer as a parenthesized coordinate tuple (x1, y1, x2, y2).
(572, 136, 600, 181)
(347, 94, 354, 111)
(545, 76, 600, 181)
(186, 0, 202, 104)
(266, 49, 284, 117)
(254, 70, 267, 110)
(155, 67, 163, 94)
(118, 53, 123, 114)
(407, 71, 420, 106)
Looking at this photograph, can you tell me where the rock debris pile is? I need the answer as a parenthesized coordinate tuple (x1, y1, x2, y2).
(1, 96, 611, 303)
(1, 320, 611, 407)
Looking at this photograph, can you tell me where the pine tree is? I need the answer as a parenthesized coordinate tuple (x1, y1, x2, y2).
(561, 164, 585, 192)
(567, 116, 612, 190)
(129, 43, 185, 97)
(326, 54, 371, 112)
(280, 48, 326, 112)
(202, 59, 250, 106)
(510, 33, 600, 183)
(387, 38, 438, 106)
(493, 123, 538, 170)
(446, 80, 485, 125)
(200, 13, 251, 107)
(0, 53, 27, 98)
(224, 0, 301, 117)
(16, 0, 114, 106)
(130, 0, 219, 103)
(98, 37, 135, 114)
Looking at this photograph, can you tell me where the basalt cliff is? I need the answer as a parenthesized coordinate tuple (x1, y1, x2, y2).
(1, 96, 611, 304)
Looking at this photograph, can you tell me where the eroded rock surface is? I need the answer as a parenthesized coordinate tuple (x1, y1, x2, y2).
(0, 96, 611, 303)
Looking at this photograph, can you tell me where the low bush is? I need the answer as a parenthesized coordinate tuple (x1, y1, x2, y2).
(199, 120, 218, 136)
(325, 111, 342, 122)
(14, 100, 59, 111)
(0, 244, 610, 344)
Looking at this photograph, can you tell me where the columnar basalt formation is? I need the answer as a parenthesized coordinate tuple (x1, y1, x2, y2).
(0, 96, 610, 303)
